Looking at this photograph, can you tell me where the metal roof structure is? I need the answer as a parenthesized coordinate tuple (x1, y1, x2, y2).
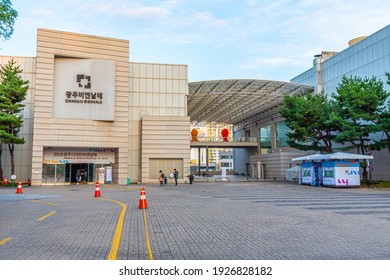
(188, 79, 313, 128)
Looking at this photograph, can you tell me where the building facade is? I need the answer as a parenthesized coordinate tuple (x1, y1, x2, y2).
(0, 29, 190, 185)
(2, 25, 389, 184)
(291, 24, 390, 180)
(232, 25, 390, 181)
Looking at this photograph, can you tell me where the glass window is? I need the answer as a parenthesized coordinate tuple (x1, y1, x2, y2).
(56, 164, 66, 183)
(42, 164, 56, 184)
(260, 125, 272, 154)
(276, 122, 290, 147)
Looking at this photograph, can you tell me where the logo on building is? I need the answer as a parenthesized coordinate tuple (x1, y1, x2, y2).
(64, 74, 103, 104)
(77, 74, 91, 89)
(53, 58, 115, 121)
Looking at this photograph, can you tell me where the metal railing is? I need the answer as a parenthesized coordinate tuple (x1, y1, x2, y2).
(191, 136, 258, 143)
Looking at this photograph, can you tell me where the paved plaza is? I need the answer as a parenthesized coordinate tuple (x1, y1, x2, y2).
(1, 181, 390, 260)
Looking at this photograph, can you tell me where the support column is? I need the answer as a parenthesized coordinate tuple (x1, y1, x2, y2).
(198, 147, 201, 176)
(206, 146, 209, 176)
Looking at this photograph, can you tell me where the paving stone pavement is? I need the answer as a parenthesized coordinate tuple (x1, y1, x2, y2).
(1, 182, 390, 260)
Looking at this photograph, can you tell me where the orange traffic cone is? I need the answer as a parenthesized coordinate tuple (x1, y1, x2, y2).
(94, 181, 101, 197)
(16, 180, 23, 194)
(139, 187, 147, 209)
(4, 176, 8, 185)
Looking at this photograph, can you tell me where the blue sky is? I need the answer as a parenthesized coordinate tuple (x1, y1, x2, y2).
(1, 0, 390, 82)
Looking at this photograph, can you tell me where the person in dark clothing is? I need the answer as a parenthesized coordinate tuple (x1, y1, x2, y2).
(76, 169, 81, 185)
(158, 170, 164, 186)
(187, 174, 194, 184)
(173, 168, 179, 186)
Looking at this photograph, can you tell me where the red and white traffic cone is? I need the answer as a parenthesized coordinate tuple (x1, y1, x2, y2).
(16, 180, 23, 194)
(94, 181, 101, 197)
(139, 187, 147, 209)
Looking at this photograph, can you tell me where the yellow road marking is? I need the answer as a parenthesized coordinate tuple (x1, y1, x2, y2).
(0, 238, 11, 246)
(143, 208, 154, 260)
(37, 211, 56, 221)
(31, 200, 57, 206)
(98, 198, 127, 260)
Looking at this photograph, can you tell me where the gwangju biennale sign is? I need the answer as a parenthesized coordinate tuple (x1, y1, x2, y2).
(53, 58, 115, 121)
(43, 148, 115, 164)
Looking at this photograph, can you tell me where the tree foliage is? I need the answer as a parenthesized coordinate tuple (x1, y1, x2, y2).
(0, 58, 29, 177)
(279, 91, 339, 153)
(0, 0, 18, 41)
(373, 73, 390, 153)
(332, 75, 390, 155)
(279, 75, 390, 156)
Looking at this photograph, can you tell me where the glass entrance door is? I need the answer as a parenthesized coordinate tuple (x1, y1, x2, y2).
(42, 164, 66, 184)
(68, 163, 93, 184)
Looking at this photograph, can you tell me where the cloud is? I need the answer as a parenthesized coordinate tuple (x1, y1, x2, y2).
(79, 1, 171, 19)
(31, 7, 57, 18)
(190, 11, 229, 27)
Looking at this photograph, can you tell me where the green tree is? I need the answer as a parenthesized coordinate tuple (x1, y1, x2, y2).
(279, 91, 340, 153)
(0, 58, 29, 178)
(0, 0, 18, 41)
(332, 75, 390, 155)
(372, 72, 390, 153)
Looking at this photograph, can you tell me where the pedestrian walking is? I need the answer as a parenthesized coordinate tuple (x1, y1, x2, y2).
(76, 169, 81, 185)
(173, 168, 179, 186)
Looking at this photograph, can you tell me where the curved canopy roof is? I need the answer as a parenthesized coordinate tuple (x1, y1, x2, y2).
(188, 79, 313, 127)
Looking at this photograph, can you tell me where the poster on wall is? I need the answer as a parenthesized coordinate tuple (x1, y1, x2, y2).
(301, 162, 314, 185)
(43, 148, 115, 164)
(322, 160, 360, 187)
(322, 161, 336, 186)
(98, 167, 105, 184)
(335, 160, 360, 187)
(106, 166, 112, 184)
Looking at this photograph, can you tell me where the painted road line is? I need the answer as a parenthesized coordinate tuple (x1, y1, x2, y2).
(143, 208, 154, 260)
(0, 238, 11, 246)
(98, 198, 127, 260)
(37, 211, 56, 221)
(31, 200, 57, 206)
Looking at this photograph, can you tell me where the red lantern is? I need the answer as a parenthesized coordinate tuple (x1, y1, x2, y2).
(221, 128, 229, 142)
(191, 128, 199, 141)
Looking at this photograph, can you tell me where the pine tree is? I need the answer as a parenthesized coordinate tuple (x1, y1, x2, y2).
(279, 91, 340, 153)
(373, 72, 390, 154)
(0, 58, 29, 178)
(333, 75, 390, 155)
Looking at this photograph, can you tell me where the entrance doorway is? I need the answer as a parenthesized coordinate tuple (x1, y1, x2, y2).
(42, 163, 111, 185)
(68, 163, 94, 184)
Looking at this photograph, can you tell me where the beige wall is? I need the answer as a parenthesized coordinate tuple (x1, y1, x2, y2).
(128, 62, 189, 182)
(1, 31, 191, 185)
(141, 116, 190, 183)
(31, 29, 129, 185)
